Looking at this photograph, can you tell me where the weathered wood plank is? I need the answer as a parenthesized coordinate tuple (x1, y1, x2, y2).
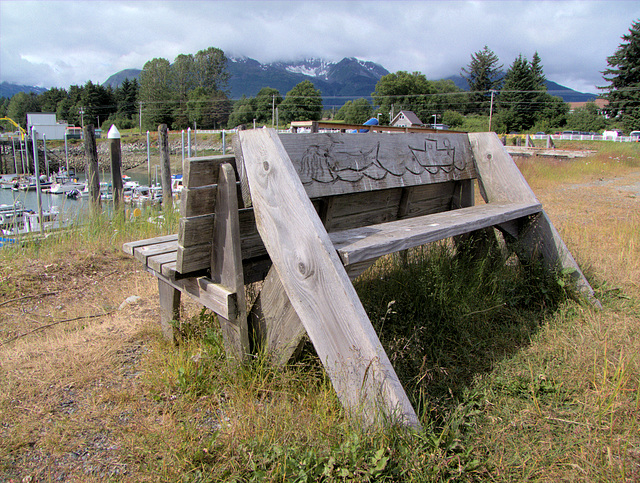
(249, 266, 307, 365)
(176, 243, 211, 274)
(122, 234, 178, 256)
(147, 251, 177, 274)
(161, 261, 177, 279)
(468, 132, 538, 205)
(133, 240, 179, 265)
(178, 214, 214, 248)
(147, 269, 236, 321)
(180, 185, 217, 218)
(239, 128, 419, 428)
(331, 202, 542, 266)
(211, 163, 250, 363)
(183, 154, 235, 188)
(158, 279, 180, 342)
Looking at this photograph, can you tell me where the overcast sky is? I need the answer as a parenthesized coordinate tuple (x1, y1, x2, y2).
(1, 1, 638, 95)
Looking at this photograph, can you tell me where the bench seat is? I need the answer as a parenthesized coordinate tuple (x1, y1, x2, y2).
(124, 199, 542, 285)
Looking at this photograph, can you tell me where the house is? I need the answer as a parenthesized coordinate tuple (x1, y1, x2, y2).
(390, 110, 423, 128)
(27, 112, 69, 140)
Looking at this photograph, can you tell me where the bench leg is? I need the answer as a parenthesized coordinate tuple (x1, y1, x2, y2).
(514, 211, 600, 306)
(249, 266, 307, 365)
(158, 278, 180, 342)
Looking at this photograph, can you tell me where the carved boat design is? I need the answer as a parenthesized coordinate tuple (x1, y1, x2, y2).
(408, 138, 466, 174)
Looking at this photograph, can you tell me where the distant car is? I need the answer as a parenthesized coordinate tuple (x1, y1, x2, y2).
(603, 130, 623, 140)
(630, 131, 640, 141)
(535, 131, 546, 135)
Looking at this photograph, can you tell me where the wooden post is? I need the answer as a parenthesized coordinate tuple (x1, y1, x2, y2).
(108, 125, 124, 209)
(158, 279, 180, 342)
(158, 124, 173, 206)
(547, 135, 555, 149)
(211, 163, 250, 364)
(83, 124, 101, 207)
(526, 135, 534, 147)
(31, 128, 44, 235)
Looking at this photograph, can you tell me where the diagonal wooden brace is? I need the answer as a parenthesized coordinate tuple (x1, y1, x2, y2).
(239, 128, 420, 428)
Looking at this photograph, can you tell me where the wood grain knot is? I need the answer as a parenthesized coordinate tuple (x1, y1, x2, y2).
(297, 261, 312, 278)
(263, 161, 270, 171)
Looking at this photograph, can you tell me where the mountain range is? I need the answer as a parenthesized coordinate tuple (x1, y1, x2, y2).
(2, 57, 598, 104)
(0, 81, 47, 99)
(104, 57, 599, 104)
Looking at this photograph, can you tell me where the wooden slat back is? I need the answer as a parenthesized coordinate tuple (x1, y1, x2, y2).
(177, 132, 478, 275)
(176, 155, 235, 273)
(278, 131, 476, 198)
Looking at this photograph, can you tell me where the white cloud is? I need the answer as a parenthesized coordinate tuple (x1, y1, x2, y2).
(1, 0, 638, 93)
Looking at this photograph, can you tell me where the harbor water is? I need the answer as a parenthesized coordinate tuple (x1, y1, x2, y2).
(0, 171, 153, 223)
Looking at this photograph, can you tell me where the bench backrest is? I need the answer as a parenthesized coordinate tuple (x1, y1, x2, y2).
(177, 131, 477, 276)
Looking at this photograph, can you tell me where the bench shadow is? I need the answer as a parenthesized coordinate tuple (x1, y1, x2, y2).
(298, 241, 569, 421)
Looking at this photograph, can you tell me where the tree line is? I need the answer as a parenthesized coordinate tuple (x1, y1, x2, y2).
(1, 19, 638, 134)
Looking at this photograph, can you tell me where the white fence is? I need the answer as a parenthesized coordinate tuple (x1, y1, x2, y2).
(532, 134, 639, 142)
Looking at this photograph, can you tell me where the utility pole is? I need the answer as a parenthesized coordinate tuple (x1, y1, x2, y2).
(139, 101, 143, 134)
(488, 90, 496, 132)
(79, 106, 85, 128)
(272, 94, 275, 127)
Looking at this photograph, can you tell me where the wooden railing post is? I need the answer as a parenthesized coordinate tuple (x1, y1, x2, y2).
(158, 124, 173, 206)
(83, 124, 101, 208)
(108, 125, 124, 209)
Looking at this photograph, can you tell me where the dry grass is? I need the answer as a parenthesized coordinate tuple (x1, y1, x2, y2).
(0, 141, 639, 481)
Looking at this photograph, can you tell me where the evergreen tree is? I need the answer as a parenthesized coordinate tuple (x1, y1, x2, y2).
(6, 92, 39, 128)
(530, 51, 546, 89)
(227, 96, 256, 128)
(460, 46, 503, 114)
(139, 57, 173, 129)
(279, 80, 323, 123)
(601, 19, 640, 131)
(0, 98, 9, 118)
(38, 88, 68, 113)
(81, 81, 116, 127)
(496, 54, 539, 132)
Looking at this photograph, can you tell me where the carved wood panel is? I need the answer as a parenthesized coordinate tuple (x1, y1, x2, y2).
(278, 132, 477, 199)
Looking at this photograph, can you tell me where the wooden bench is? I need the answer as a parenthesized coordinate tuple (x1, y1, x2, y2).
(124, 129, 597, 428)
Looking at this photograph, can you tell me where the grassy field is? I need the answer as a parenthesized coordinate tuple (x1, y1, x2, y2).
(0, 140, 638, 481)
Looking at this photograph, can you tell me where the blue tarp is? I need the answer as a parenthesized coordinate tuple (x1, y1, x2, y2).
(359, 117, 379, 133)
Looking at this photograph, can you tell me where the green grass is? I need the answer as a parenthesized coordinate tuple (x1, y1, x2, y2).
(1, 142, 638, 481)
(137, 240, 577, 481)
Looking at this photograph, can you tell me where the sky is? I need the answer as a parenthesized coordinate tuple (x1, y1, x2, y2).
(1, 0, 639, 95)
